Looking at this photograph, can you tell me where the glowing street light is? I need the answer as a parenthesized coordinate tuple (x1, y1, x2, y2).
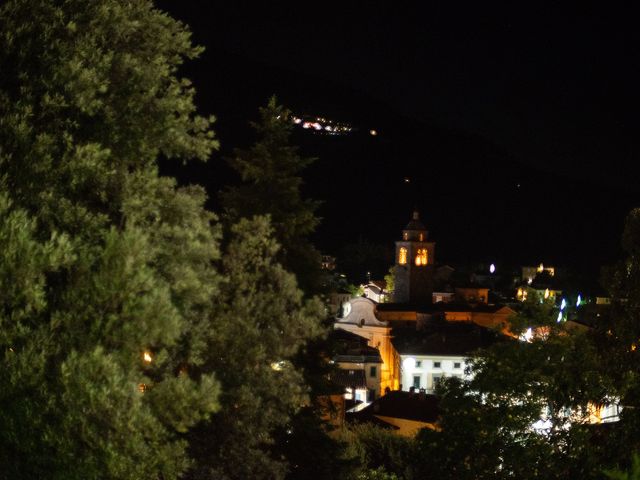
(576, 294, 582, 307)
(143, 351, 153, 363)
(489, 263, 496, 274)
(560, 298, 567, 311)
(402, 357, 416, 371)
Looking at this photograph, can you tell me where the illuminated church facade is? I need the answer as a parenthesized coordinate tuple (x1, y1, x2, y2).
(334, 211, 513, 400)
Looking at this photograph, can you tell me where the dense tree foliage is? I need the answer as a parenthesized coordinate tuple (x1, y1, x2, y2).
(0, 1, 219, 478)
(219, 98, 360, 478)
(220, 97, 322, 293)
(594, 208, 640, 470)
(184, 217, 325, 480)
(0, 1, 325, 479)
(412, 298, 618, 479)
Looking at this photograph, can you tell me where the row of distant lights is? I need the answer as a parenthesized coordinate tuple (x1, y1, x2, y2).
(293, 115, 353, 134)
(291, 115, 377, 136)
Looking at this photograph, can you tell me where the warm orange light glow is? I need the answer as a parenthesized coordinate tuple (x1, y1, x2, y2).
(143, 351, 153, 363)
(544, 288, 550, 299)
(517, 288, 528, 301)
(399, 247, 407, 265)
(415, 249, 427, 266)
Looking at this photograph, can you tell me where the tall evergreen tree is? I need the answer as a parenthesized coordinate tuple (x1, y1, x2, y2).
(220, 97, 322, 293)
(184, 217, 325, 480)
(0, 1, 220, 478)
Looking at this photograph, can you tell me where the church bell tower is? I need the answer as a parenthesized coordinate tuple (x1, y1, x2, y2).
(393, 211, 436, 304)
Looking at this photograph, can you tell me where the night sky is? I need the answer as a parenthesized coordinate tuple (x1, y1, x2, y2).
(155, 3, 639, 281)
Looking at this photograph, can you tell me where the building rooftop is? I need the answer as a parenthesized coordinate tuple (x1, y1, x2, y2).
(349, 390, 439, 424)
(377, 302, 512, 315)
(330, 369, 368, 389)
(433, 302, 513, 314)
(332, 329, 383, 363)
(391, 322, 507, 356)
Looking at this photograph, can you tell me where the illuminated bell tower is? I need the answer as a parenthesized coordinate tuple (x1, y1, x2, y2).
(393, 211, 436, 304)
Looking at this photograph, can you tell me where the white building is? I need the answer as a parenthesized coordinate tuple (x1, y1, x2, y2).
(362, 280, 388, 303)
(391, 322, 504, 393)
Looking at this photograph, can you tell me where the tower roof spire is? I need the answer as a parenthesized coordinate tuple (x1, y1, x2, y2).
(404, 210, 426, 232)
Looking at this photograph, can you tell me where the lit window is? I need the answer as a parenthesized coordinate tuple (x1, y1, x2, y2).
(398, 247, 407, 265)
(415, 248, 428, 266)
(419, 233, 424, 241)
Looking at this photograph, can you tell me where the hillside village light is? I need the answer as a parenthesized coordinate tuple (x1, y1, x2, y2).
(143, 351, 153, 363)
(544, 288, 550, 299)
(576, 294, 582, 307)
(538, 263, 544, 273)
(557, 312, 563, 323)
(489, 263, 496, 274)
(403, 357, 416, 371)
(560, 298, 567, 311)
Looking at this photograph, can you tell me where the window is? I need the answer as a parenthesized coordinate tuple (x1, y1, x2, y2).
(454, 362, 461, 369)
(433, 361, 441, 368)
(370, 366, 377, 378)
(415, 248, 428, 266)
(432, 374, 443, 388)
(413, 375, 421, 389)
(415, 360, 422, 368)
(398, 247, 407, 265)
(419, 233, 424, 241)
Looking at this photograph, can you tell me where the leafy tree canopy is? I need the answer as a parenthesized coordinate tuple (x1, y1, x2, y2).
(0, 1, 219, 478)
